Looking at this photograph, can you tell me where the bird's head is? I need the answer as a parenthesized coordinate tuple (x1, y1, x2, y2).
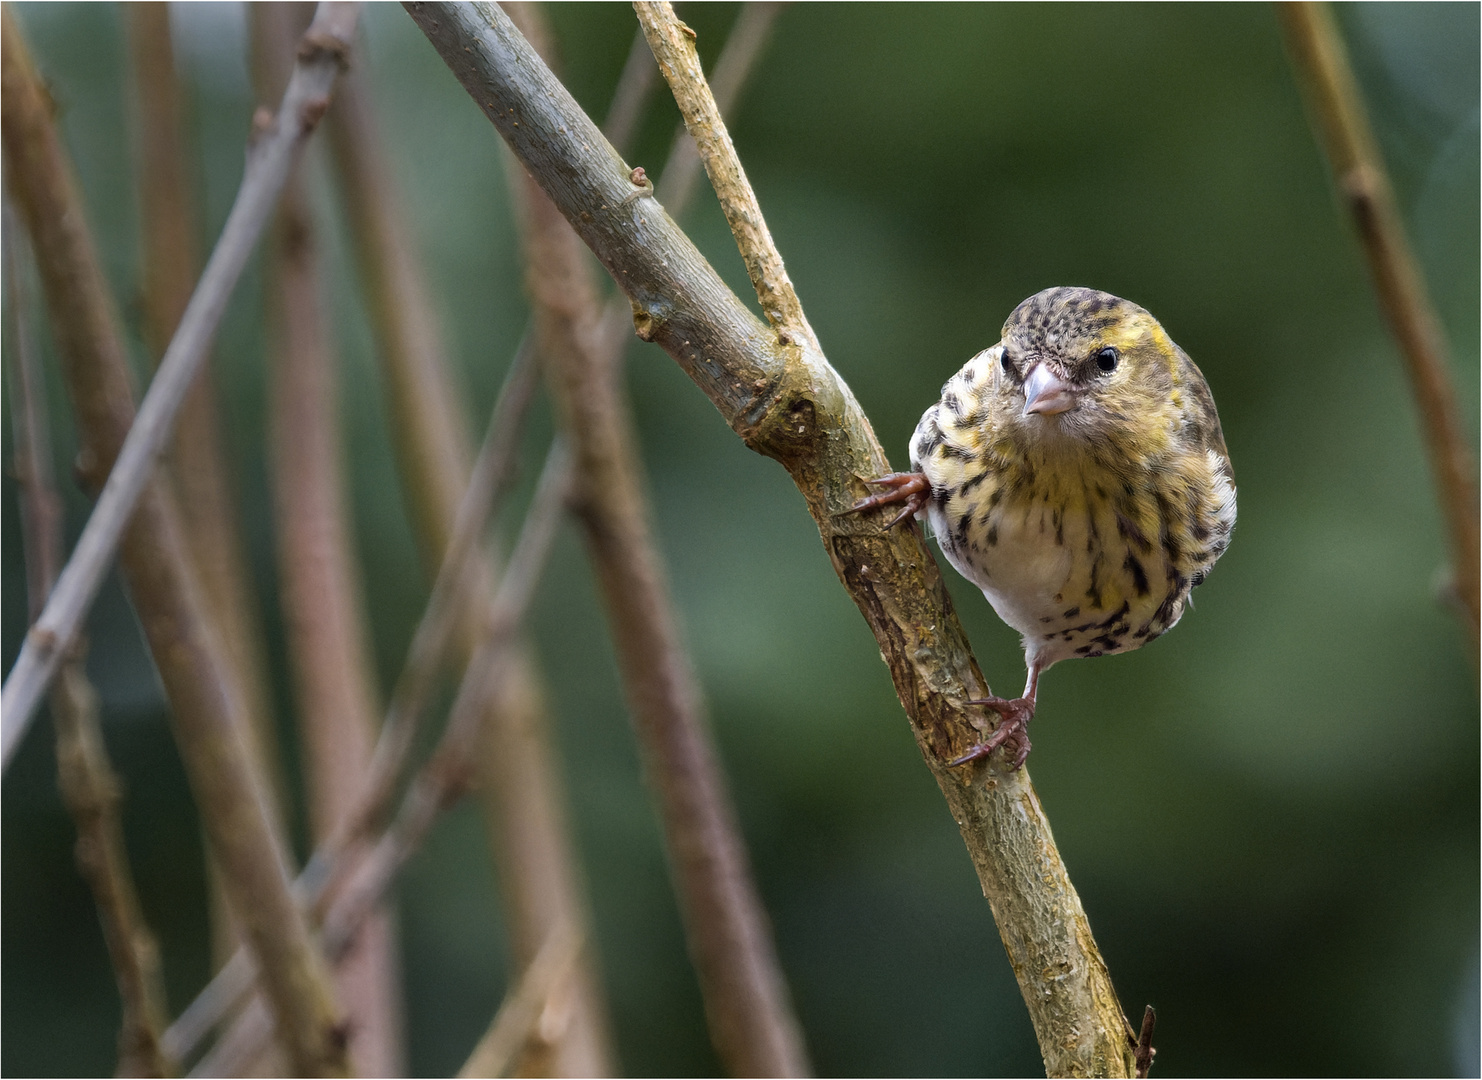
(984, 286, 1188, 463)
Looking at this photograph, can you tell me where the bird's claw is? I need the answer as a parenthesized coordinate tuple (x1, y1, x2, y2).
(841, 471, 930, 529)
(948, 696, 1035, 771)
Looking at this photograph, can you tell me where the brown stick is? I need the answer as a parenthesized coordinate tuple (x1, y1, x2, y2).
(326, 50, 614, 1076)
(457, 922, 583, 1079)
(250, 4, 405, 1073)
(653, 2, 784, 223)
(0, 0, 364, 760)
(405, 4, 1138, 1074)
(0, 10, 350, 1074)
(1276, 1, 1480, 656)
(505, 7, 809, 1075)
(125, 0, 286, 820)
(191, 439, 576, 1074)
(3, 216, 173, 1079)
(162, 340, 544, 1066)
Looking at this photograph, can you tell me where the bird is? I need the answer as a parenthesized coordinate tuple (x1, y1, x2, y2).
(849, 287, 1235, 769)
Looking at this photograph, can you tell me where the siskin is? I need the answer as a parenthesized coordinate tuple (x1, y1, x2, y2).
(852, 287, 1235, 769)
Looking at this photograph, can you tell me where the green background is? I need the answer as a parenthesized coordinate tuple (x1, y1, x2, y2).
(4, 3, 1477, 1076)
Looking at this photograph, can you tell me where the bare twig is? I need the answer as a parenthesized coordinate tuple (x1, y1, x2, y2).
(605, 27, 660, 155)
(1133, 1005, 1156, 1078)
(507, 3, 810, 1074)
(1276, 1, 1481, 656)
(4, 214, 173, 1079)
(457, 923, 583, 1079)
(251, 4, 404, 1073)
(161, 337, 540, 1067)
(636, 2, 813, 351)
(654, 2, 783, 222)
(175, 440, 575, 1067)
(404, 4, 1139, 1074)
(1, 1, 364, 761)
(1, 10, 351, 1074)
(328, 50, 616, 1075)
(125, 0, 286, 818)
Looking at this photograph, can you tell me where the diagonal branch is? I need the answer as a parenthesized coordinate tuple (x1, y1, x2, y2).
(1276, 1, 1480, 658)
(1, 8, 351, 1074)
(404, 3, 1138, 1074)
(508, 3, 809, 1073)
(1, 0, 364, 763)
(327, 46, 616, 1074)
(4, 214, 173, 1079)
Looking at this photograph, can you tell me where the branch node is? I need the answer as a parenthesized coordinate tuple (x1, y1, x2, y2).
(299, 95, 332, 132)
(298, 27, 353, 69)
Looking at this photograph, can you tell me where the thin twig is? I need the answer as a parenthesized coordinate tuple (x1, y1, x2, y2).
(507, 3, 810, 1074)
(1, 1, 365, 762)
(405, 4, 1139, 1074)
(1276, 1, 1480, 657)
(457, 923, 583, 1079)
(251, 4, 404, 1073)
(194, 439, 576, 1070)
(126, 0, 287, 821)
(654, 2, 783, 222)
(4, 212, 173, 1079)
(161, 338, 540, 1067)
(327, 50, 616, 1075)
(1133, 1005, 1156, 1078)
(636, 1, 814, 351)
(1, 10, 353, 1075)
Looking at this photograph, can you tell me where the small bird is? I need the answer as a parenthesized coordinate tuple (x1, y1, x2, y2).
(850, 287, 1235, 769)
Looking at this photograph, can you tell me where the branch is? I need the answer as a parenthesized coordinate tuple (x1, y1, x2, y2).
(327, 49, 616, 1075)
(0, 0, 364, 763)
(125, 0, 287, 817)
(4, 214, 173, 1079)
(1276, 1, 1480, 656)
(0, 10, 351, 1074)
(404, 3, 1138, 1074)
(507, 3, 809, 1074)
(163, 339, 540, 1065)
(457, 923, 582, 1079)
(250, 4, 404, 1073)
(653, 2, 783, 222)
(172, 440, 575, 1068)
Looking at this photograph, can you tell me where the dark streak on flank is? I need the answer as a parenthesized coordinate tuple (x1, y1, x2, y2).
(1124, 553, 1149, 596)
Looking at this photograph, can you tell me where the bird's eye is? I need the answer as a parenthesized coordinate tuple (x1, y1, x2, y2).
(1094, 347, 1119, 374)
(1000, 351, 1014, 376)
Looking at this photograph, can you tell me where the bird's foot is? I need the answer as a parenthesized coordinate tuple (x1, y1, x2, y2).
(841, 471, 930, 529)
(949, 696, 1035, 771)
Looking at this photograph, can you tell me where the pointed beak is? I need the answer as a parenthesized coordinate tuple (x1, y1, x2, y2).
(1022, 364, 1076, 416)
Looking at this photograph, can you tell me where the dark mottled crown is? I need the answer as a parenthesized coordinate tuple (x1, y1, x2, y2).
(1002, 287, 1150, 355)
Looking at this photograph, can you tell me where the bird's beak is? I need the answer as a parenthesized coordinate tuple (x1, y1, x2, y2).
(1022, 364, 1076, 416)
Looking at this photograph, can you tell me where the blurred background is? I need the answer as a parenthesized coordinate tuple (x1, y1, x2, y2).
(3, 3, 1477, 1076)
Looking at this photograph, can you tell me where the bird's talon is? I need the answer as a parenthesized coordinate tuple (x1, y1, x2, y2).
(949, 695, 1035, 770)
(841, 471, 930, 527)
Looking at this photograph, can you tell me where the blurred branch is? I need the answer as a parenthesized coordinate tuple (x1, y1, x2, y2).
(251, 4, 404, 1074)
(327, 47, 615, 1074)
(163, 339, 540, 1066)
(3, 214, 173, 1079)
(1276, 1, 1481, 658)
(175, 440, 574, 1069)
(0, 9, 350, 1075)
(126, 0, 289, 983)
(604, 27, 659, 156)
(404, 3, 1139, 1075)
(125, 0, 286, 820)
(0, 0, 364, 763)
(457, 922, 582, 1079)
(507, 3, 809, 1075)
